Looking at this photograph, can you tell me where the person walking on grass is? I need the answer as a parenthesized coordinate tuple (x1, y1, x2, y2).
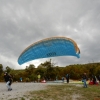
(82, 73, 88, 88)
(37, 73, 41, 83)
(66, 74, 70, 83)
(4, 72, 12, 91)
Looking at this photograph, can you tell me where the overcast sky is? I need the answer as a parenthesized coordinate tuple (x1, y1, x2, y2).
(0, 0, 100, 69)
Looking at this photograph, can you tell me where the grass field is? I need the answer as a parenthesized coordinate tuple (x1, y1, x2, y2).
(19, 83, 100, 100)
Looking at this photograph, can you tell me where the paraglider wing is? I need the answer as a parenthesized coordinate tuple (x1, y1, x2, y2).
(18, 37, 80, 65)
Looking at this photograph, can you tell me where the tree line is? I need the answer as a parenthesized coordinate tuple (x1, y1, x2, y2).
(0, 60, 100, 82)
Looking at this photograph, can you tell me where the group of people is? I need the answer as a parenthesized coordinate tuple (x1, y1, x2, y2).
(89, 75, 100, 85)
(3, 71, 100, 91)
(82, 73, 100, 87)
(62, 73, 88, 88)
(62, 74, 70, 83)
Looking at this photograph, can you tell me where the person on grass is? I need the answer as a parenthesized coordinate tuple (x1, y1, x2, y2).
(82, 73, 88, 88)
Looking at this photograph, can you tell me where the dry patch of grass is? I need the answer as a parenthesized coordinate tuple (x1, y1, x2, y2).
(26, 84, 100, 100)
(8, 83, 100, 100)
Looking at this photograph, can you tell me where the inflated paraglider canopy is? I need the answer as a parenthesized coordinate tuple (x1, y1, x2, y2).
(18, 37, 80, 65)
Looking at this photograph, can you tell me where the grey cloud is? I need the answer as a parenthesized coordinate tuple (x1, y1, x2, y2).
(0, 0, 100, 69)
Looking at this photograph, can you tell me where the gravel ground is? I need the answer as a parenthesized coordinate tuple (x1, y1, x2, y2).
(0, 82, 63, 100)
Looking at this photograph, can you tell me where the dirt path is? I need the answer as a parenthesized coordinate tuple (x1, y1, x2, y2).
(0, 82, 62, 100)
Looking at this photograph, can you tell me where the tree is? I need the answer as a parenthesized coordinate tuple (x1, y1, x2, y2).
(0, 64, 3, 75)
(25, 64, 35, 74)
(0, 64, 3, 82)
(95, 65, 100, 76)
(5, 66, 12, 73)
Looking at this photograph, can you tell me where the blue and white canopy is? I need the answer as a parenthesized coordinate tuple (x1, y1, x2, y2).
(18, 37, 80, 65)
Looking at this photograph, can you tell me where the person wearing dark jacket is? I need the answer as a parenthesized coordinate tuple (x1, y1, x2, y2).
(82, 73, 88, 88)
(66, 74, 70, 83)
(4, 72, 12, 91)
